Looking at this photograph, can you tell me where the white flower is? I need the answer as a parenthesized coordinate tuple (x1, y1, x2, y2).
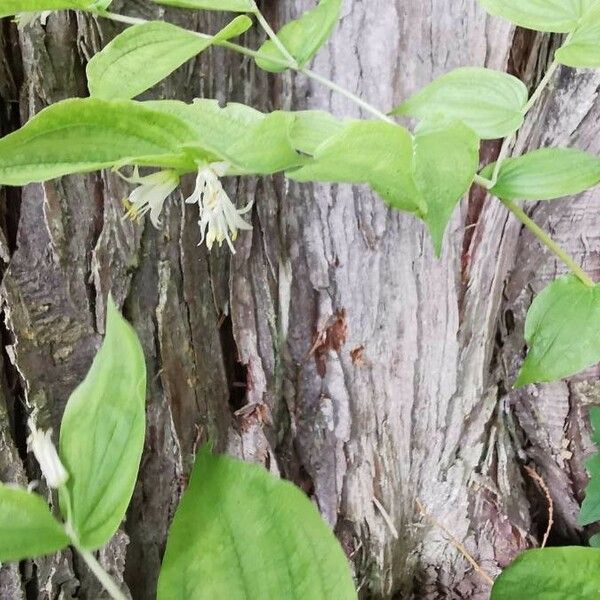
(121, 168, 180, 227)
(14, 10, 52, 29)
(185, 162, 253, 253)
(27, 418, 68, 489)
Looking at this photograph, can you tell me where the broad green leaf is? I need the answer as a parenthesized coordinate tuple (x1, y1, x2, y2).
(0, 485, 69, 561)
(157, 448, 357, 600)
(413, 120, 479, 256)
(288, 120, 426, 215)
(0, 98, 199, 185)
(289, 110, 343, 155)
(478, 0, 598, 33)
(0, 0, 91, 18)
(87, 17, 252, 100)
(516, 275, 600, 386)
(146, 100, 304, 174)
(484, 148, 600, 200)
(150, 0, 253, 11)
(556, 5, 600, 68)
(255, 0, 342, 72)
(391, 67, 528, 139)
(491, 547, 600, 599)
(580, 408, 600, 525)
(59, 297, 146, 550)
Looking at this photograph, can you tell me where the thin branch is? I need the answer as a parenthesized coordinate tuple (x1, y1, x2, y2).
(524, 465, 554, 549)
(415, 498, 494, 587)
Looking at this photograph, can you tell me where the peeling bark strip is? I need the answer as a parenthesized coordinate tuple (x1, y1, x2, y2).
(0, 2, 599, 599)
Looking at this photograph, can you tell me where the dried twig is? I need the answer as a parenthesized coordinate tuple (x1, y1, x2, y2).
(524, 465, 554, 548)
(415, 498, 494, 587)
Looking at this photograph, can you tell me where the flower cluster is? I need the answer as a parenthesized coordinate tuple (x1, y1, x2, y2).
(122, 162, 253, 254)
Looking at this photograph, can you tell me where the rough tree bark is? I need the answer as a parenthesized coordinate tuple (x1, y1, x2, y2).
(0, 1, 599, 598)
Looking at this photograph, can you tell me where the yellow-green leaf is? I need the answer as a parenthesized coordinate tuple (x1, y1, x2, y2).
(150, 0, 253, 11)
(492, 547, 600, 599)
(87, 17, 252, 100)
(0, 485, 69, 561)
(477, 0, 598, 33)
(391, 67, 528, 140)
(157, 448, 357, 599)
(484, 148, 600, 200)
(59, 297, 146, 550)
(255, 0, 342, 72)
(556, 5, 600, 68)
(0, 98, 199, 185)
(517, 275, 600, 386)
(288, 120, 425, 215)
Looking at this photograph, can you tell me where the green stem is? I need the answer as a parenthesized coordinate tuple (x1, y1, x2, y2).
(100, 11, 394, 123)
(500, 197, 594, 287)
(76, 546, 129, 600)
(251, 2, 298, 66)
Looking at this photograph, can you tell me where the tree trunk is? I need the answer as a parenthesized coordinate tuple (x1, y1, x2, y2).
(1, 2, 599, 598)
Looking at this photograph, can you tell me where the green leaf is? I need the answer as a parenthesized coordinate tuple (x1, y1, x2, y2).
(59, 297, 146, 550)
(146, 99, 304, 174)
(289, 110, 344, 155)
(580, 407, 600, 526)
(0, 485, 69, 561)
(491, 547, 600, 599)
(288, 120, 426, 215)
(477, 0, 598, 33)
(516, 275, 600, 386)
(413, 119, 479, 256)
(0, 98, 199, 186)
(391, 67, 528, 139)
(255, 0, 342, 72)
(0, 0, 91, 18)
(484, 148, 600, 200)
(591, 533, 600, 547)
(556, 5, 600, 68)
(87, 17, 252, 100)
(150, 0, 253, 11)
(157, 448, 357, 600)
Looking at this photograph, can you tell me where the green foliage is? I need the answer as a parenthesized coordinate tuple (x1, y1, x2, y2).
(157, 448, 357, 600)
(484, 148, 600, 201)
(0, 0, 92, 17)
(150, 0, 253, 11)
(59, 297, 146, 550)
(289, 110, 344, 154)
(255, 0, 342, 72)
(0, 485, 69, 561)
(491, 547, 600, 599)
(580, 407, 600, 526)
(0, 98, 202, 185)
(391, 67, 528, 139)
(477, 0, 597, 33)
(517, 275, 600, 386)
(288, 120, 426, 215)
(147, 99, 304, 173)
(87, 17, 252, 100)
(556, 5, 600, 68)
(413, 119, 479, 256)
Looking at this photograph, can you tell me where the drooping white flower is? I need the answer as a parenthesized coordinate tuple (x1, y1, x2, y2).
(27, 418, 69, 489)
(121, 168, 180, 228)
(185, 162, 253, 253)
(14, 10, 52, 29)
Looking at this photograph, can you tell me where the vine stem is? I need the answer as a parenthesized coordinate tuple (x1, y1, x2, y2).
(250, 1, 298, 66)
(76, 546, 129, 600)
(102, 9, 591, 283)
(500, 197, 594, 287)
(100, 11, 394, 123)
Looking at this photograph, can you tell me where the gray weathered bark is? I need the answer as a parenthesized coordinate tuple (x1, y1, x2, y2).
(0, 1, 599, 598)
